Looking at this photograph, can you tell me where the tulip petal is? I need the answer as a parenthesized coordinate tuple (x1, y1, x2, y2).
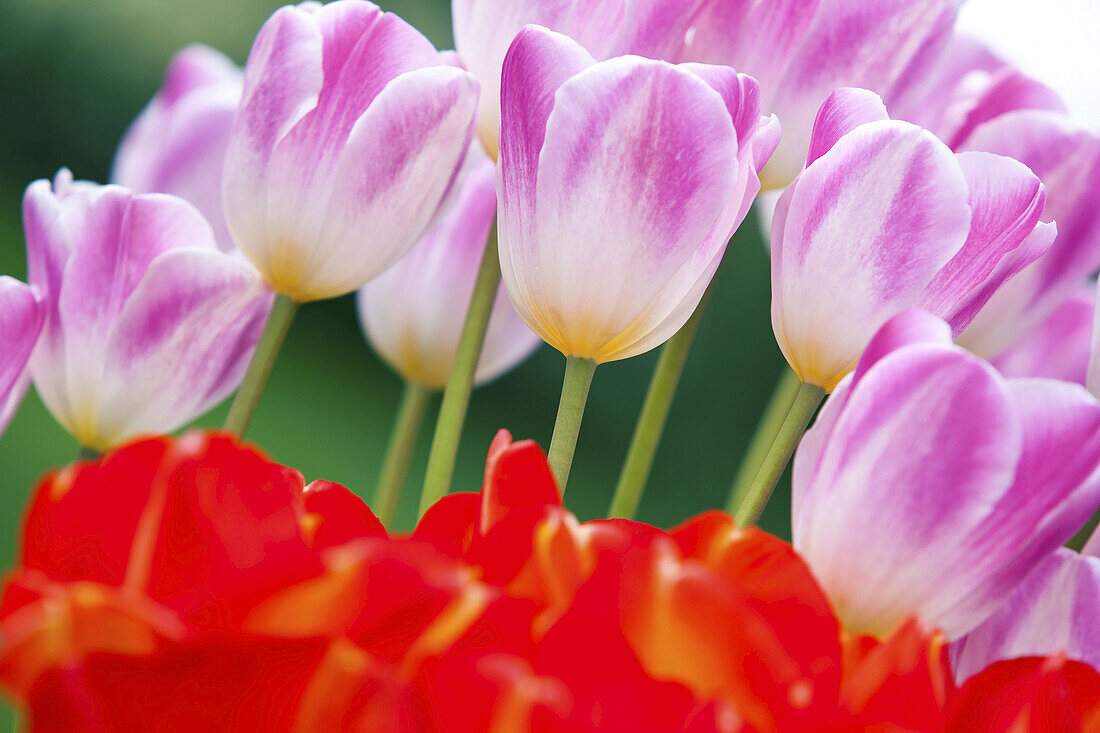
(771, 121, 971, 389)
(952, 550, 1100, 682)
(0, 278, 44, 432)
(806, 88, 889, 166)
(90, 250, 271, 450)
(920, 151, 1052, 332)
(498, 26, 596, 284)
(223, 5, 323, 258)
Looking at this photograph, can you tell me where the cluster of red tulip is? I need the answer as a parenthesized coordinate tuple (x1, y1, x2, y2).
(2, 431, 1097, 732)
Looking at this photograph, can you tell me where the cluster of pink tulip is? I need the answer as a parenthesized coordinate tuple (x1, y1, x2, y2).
(3, 0, 1100, 727)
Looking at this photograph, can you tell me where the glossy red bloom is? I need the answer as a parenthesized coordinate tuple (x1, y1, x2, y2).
(3, 430, 1100, 731)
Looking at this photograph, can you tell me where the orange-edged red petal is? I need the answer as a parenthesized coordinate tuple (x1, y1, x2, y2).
(412, 492, 481, 557)
(947, 655, 1100, 733)
(480, 430, 561, 535)
(838, 616, 952, 731)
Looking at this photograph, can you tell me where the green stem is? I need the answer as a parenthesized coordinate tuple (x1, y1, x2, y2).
(732, 381, 824, 528)
(607, 296, 711, 520)
(725, 369, 802, 514)
(223, 293, 299, 437)
(373, 381, 433, 529)
(547, 357, 598, 494)
(78, 446, 101, 461)
(419, 223, 501, 516)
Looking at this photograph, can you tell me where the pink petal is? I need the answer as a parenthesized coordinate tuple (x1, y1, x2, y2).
(806, 88, 889, 166)
(0, 278, 44, 433)
(920, 151, 1052, 331)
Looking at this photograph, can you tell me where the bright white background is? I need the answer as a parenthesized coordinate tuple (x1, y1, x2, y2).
(958, 0, 1100, 126)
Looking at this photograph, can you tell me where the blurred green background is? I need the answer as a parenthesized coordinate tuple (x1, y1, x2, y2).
(0, 1, 786, 726)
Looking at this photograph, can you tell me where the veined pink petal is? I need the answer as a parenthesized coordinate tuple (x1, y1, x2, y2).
(959, 111, 1100, 358)
(920, 151, 1051, 331)
(771, 120, 971, 390)
(94, 250, 272, 450)
(112, 45, 242, 252)
(992, 288, 1093, 385)
(512, 56, 738, 362)
(498, 25, 596, 284)
(0, 278, 44, 434)
(223, 5, 324, 263)
(952, 549, 1100, 682)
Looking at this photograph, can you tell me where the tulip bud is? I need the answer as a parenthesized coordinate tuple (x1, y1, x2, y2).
(112, 44, 242, 253)
(452, 0, 700, 160)
(0, 278, 44, 436)
(497, 26, 780, 364)
(358, 146, 540, 389)
(23, 171, 272, 451)
(793, 310, 1100, 639)
(222, 0, 479, 302)
(772, 88, 1055, 391)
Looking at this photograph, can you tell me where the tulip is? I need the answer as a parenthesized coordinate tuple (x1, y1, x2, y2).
(222, 0, 479, 303)
(451, 0, 700, 160)
(957, 112, 1100, 360)
(681, 0, 964, 190)
(496, 26, 778, 488)
(112, 44, 242, 253)
(793, 310, 1100, 640)
(991, 287, 1094, 385)
(358, 145, 540, 525)
(0, 278, 44, 436)
(772, 88, 1055, 393)
(358, 147, 540, 390)
(22, 170, 272, 452)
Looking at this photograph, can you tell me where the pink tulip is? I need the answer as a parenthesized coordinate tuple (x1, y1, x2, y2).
(112, 44, 242, 253)
(681, 0, 964, 189)
(952, 547, 1100, 682)
(497, 26, 779, 363)
(223, 0, 479, 302)
(23, 171, 272, 451)
(0, 278, 44, 436)
(358, 146, 541, 388)
(991, 287, 1093, 385)
(793, 310, 1100, 639)
(772, 88, 1055, 391)
(452, 0, 701, 159)
(958, 113, 1100, 360)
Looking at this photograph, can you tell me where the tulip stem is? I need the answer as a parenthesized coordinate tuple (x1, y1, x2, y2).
(419, 222, 500, 516)
(78, 446, 100, 461)
(607, 291, 712, 520)
(726, 369, 803, 514)
(223, 293, 299, 437)
(731, 381, 824, 527)
(547, 357, 598, 494)
(373, 381, 433, 529)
